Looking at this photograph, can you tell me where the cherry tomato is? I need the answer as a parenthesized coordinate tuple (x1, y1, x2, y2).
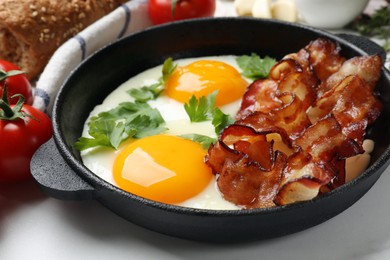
(0, 95, 52, 182)
(148, 0, 216, 25)
(0, 60, 34, 105)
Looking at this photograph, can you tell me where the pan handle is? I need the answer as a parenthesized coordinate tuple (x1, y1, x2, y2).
(337, 33, 386, 63)
(30, 138, 96, 201)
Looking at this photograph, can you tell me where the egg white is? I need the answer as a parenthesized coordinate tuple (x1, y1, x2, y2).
(81, 55, 246, 210)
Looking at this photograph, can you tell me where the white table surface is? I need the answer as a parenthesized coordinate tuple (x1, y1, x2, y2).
(1, 1, 390, 259)
(2, 167, 390, 260)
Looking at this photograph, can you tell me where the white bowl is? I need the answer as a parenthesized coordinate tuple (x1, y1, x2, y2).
(295, 0, 369, 29)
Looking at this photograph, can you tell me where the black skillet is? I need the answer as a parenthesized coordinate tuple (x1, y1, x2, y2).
(30, 18, 390, 242)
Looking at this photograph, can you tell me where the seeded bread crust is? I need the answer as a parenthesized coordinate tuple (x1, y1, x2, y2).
(0, 0, 127, 79)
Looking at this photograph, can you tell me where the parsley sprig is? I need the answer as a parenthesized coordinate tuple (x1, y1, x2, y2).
(182, 91, 234, 149)
(180, 134, 216, 150)
(351, 6, 390, 52)
(75, 102, 166, 150)
(236, 53, 276, 80)
(350, 6, 390, 69)
(184, 91, 234, 135)
(127, 58, 176, 102)
(184, 92, 217, 123)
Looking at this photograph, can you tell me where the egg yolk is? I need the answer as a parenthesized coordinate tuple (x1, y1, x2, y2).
(165, 60, 248, 106)
(113, 135, 212, 204)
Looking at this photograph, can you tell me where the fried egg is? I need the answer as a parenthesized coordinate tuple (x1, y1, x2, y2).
(80, 56, 248, 210)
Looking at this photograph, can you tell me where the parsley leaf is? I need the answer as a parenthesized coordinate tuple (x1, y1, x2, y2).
(184, 91, 234, 135)
(75, 101, 166, 150)
(183, 91, 217, 123)
(131, 114, 167, 138)
(76, 119, 125, 151)
(212, 108, 235, 135)
(128, 58, 176, 102)
(180, 134, 217, 149)
(236, 53, 276, 80)
(128, 83, 164, 102)
(184, 95, 212, 122)
(161, 57, 177, 82)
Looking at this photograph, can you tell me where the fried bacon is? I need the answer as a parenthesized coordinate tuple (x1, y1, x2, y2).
(317, 54, 382, 97)
(207, 38, 383, 208)
(218, 152, 287, 208)
(274, 152, 333, 205)
(238, 48, 319, 120)
(308, 75, 382, 144)
(305, 38, 346, 81)
(269, 58, 301, 81)
(237, 79, 281, 119)
(278, 71, 317, 111)
(206, 125, 288, 208)
(275, 117, 363, 205)
(237, 93, 311, 140)
(294, 116, 363, 162)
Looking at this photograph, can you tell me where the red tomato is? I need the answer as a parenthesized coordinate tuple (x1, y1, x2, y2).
(0, 103, 52, 182)
(148, 0, 216, 25)
(0, 60, 34, 105)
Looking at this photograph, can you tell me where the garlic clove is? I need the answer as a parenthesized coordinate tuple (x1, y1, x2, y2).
(252, 0, 272, 19)
(234, 0, 256, 16)
(271, 0, 298, 22)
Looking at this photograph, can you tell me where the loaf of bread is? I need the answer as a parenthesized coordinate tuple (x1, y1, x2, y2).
(0, 0, 128, 79)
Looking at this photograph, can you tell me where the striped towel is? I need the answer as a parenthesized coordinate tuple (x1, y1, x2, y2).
(33, 0, 152, 114)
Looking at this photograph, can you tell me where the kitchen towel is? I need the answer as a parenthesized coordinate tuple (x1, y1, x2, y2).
(33, 0, 152, 114)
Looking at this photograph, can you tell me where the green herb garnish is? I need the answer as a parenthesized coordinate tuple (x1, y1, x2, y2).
(180, 134, 217, 149)
(75, 101, 166, 150)
(236, 53, 276, 80)
(184, 91, 234, 136)
(128, 83, 164, 102)
(128, 58, 176, 102)
(212, 107, 235, 135)
(350, 6, 390, 68)
(351, 7, 390, 44)
(184, 91, 217, 123)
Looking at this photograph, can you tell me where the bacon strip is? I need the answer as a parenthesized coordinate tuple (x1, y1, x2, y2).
(317, 55, 382, 97)
(278, 71, 317, 111)
(305, 38, 346, 81)
(269, 59, 301, 81)
(308, 75, 382, 143)
(238, 45, 320, 120)
(218, 152, 287, 208)
(207, 38, 382, 209)
(294, 115, 363, 162)
(206, 125, 288, 208)
(237, 79, 281, 119)
(274, 116, 362, 205)
(274, 152, 332, 205)
(206, 125, 270, 174)
(238, 93, 311, 139)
